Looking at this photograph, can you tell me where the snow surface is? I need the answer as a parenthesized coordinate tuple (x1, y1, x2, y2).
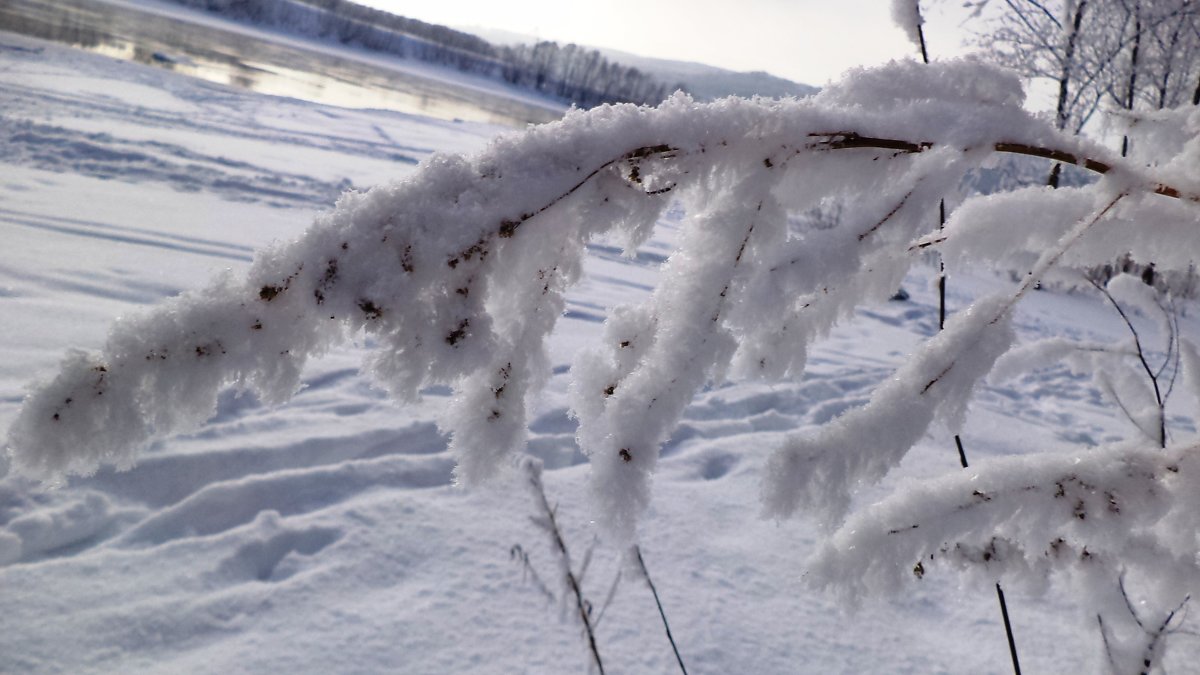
(2, 30, 1199, 674)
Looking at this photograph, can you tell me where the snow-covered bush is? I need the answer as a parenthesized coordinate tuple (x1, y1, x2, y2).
(5, 58, 1200, 668)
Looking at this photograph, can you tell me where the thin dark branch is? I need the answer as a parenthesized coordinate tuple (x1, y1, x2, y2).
(592, 570, 622, 630)
(1158, 595, 1191, 636)
(916, 5, 931, 64)
(510, 544, 557, 603)
(456, 144, 676, 260)
(808, 132, 934, 155)
(1015, 0, 1064, 29)
(1155, 296, 1177, 380)
(526, 465, 606, 674)
(1098, 613, 1121, 673)
(910, 234, 947, 251)
(1001, 0, 1064, 54)
(1138, 593, 1192, 674)
(1091, 279, 1158, 400)
(992, 141, 1114, 176)
(811, 134, 1187, 199)
(1163, 304, 1183, 404)
(996, 583, 1023, 675)
(635, 546, 688, 675)
(1099, 370, 1162, 444)
(921, 362, 957, 394)
(1090, 278, 1167, 447)
(1121, 572, 1149, 630)
(945, 338, 1021, 675)
(938, 198, 947, 331)
(859, 190, 914, 241)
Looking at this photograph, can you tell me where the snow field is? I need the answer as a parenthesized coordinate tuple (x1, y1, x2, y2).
(1, 31, 1198, 673)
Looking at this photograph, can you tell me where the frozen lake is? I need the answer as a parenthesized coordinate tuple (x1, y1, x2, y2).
(0, 0, 564, 126)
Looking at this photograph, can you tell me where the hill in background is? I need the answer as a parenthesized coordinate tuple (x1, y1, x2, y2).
(592, 48, 819, 101)
(458, 25, 819, 101)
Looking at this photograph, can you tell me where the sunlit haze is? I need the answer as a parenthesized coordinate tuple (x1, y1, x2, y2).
(359, 0, 974, 86)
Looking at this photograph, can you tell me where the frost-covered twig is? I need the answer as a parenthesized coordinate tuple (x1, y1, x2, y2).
(1000, 271, 1188, 451)
(524, 460, 605, 674)
(1089, 275, 1181, 448)
(1161, 301, 1183, 401)
(591, 569, 622, 629)
(1098, 612, 1121, 672)
(764, 189, 1131, 525)
(1097, 574, 1191, 674)
(999, 192, 1127, 316)
(510, 543, 556, 603)
(810, 441, 1200, 604)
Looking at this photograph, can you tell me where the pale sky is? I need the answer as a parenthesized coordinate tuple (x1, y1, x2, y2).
(359, 0, 976, 86)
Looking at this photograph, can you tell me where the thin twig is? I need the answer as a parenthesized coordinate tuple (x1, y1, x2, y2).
(938, 198, 947, 331)
(916, 5, 931, 65)
(858, 190, 914, 241)
(1098, 370, 1162, 445)
(634, 545, 688, 675)
(592, 570, 622, 629)
(1089, 278, 1167, 447)
(1120, 573, 1149, 630)
(454, 144, 676, 261)
(1163, 304, 1183, 404)
(525, 463, 605, 674)
(993, 193, 1126, 323)
(510, 543, 556, 603)
(996, 583, 1023, 675)
(578, 537, 597, 586)
(1113, 571, 1193, 674)
(1155, 295, 1177, 380)
(1098, 613, 1121, 672)
(805, 133, 1190, 200)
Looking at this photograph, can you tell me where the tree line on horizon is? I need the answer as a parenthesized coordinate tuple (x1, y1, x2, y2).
(170, 0, 678, 107)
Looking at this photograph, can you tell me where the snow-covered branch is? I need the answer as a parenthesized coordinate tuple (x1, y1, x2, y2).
(4, 60, 1198, 551)
(809, 441, 1200, 607)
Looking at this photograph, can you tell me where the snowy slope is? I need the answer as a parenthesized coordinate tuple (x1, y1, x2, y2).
(1, 32, 1197, 674)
